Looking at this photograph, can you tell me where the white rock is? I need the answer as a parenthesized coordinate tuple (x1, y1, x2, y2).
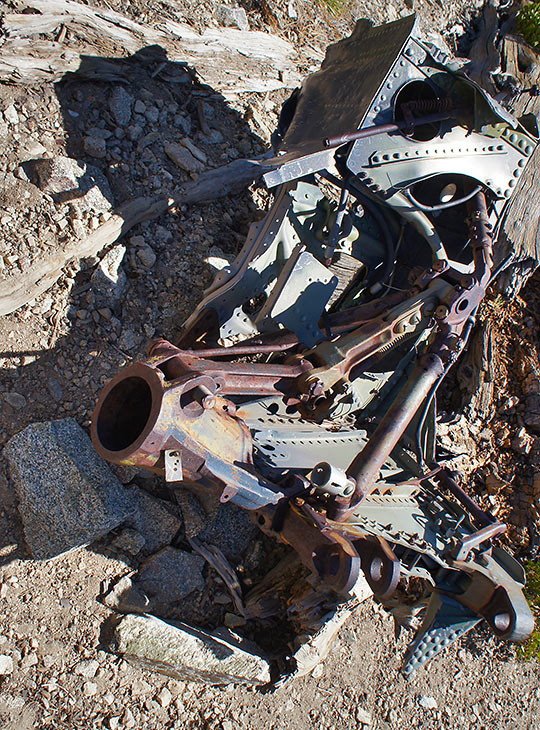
(3, 105, 19, 125)
(216, 5, 249, 31)
(82, 681, 98, 696)
(91, 245, 127, 306)
(419, 695, 438, 710)
(156, 686, 172, 707)
(74, 659, 100, 678)
(355, 707, 372, 725)
(0, 655, 14, 675)
(111, 614, 271, 685)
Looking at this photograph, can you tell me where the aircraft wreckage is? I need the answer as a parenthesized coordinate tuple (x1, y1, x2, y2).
(91, 16, 536, 676)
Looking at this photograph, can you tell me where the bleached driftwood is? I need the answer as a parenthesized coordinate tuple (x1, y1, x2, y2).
(0, 157, 271, 316)
(0, 0, 300, 96)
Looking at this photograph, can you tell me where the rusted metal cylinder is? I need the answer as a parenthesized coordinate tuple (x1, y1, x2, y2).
(342, 352, 445, 511)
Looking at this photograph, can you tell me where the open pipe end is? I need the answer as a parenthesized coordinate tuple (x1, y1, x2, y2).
(91, 363, 164, 464)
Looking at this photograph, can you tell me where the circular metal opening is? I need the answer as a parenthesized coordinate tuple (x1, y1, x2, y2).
(96, 376, 153, 452)
(394, 80, 442, 142)
(369, 556, 384, 583)
(440, 182, 457, 203)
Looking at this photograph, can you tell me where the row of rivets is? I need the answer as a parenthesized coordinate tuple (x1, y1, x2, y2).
(371, 144, 505, 165)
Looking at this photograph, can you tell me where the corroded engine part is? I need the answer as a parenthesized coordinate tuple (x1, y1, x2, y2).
(91, 15, 537, 676)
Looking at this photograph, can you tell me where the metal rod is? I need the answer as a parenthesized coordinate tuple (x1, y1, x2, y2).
(339, 352, 445, 516)
(324, 111, 455, 148)
(432, 470, 496, 527)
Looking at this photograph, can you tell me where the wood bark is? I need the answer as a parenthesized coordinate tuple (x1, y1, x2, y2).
(0, 0, 299, 96)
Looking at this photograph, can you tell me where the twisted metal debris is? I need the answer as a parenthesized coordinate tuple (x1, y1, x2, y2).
(91, 16, 536, 675)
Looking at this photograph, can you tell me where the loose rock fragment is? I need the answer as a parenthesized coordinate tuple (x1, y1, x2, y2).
(104, 575, 151, 614)
(3, 104, 19, 125)
(419, 696, 438, 710)
(109, 528, 146, 556)
(84, 135, 107, 159)
(0, 655, 14, 675)
(125, 484, 183, 554)
(4, 419, 135, 559)
(111, 614, 271, 685)
(216, 5, 250, 31)
(109, 86, 133, 127)
(136, 547, 205, 606)
(27, 156, 114, 211)
(91, 245, 127, 308)
(164, 143, 205, 174)
(4, 392, 27, 409)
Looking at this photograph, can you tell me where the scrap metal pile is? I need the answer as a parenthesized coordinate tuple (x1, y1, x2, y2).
(91, 16, 536, 675)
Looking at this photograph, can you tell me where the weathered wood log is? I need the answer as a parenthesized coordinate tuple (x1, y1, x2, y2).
(464, 0, 501, 94)
(0, 196, 167, 317)
(0, 0, 300, 96)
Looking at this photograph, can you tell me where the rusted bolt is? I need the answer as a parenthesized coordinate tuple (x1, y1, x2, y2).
(202, 394, 216, 409)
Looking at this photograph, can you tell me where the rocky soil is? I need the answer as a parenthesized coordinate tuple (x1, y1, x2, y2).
(1, 1, 540, 729)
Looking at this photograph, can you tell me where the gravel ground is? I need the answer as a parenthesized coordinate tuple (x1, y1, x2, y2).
(1, 1, 540, 728)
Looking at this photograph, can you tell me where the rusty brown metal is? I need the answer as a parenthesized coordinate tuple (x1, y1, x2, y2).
(334, 350, 445, 517)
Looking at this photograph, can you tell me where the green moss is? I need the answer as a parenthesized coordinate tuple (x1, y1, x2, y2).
(518, 561, 540, 660)
(518, 2, 540, 49)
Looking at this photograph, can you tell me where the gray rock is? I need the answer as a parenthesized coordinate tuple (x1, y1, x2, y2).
(125, 484, 182, 553)
(127, 125, 143, 142)
(86, 127, 113, 140)
(136, 547, 205, 605)
(110, 87, 133, 127)
(47, 377, 63, 403)
(134, 100, 146, 114)
(4, 392, 27, 409)
(173, 114, 191, 135)
(164, 143, 204, 174)
(84, 136, 107, 159)
(0, 655, 14, 675)
(136, 245, 156, 269)
(197, 503, 258, 561)
(118, 329, 137, 351)
(27, 156, 113, 212)
(111, 614, 271, 685)
(524, 394, 540, 432)
(4, 418, 135, 560)
(91, 245, 127, 308)
(145, 106, 159, 124)
(109, 527, 146, 555)
(104, 575, 150, 614)
(3, 104, 19, 125)
(216, 4, 249, 31)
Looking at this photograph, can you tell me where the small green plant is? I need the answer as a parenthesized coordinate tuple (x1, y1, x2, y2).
(317, 0, 349, 16)
(518, 1, 540, 49)
(519, 560, 540, 660)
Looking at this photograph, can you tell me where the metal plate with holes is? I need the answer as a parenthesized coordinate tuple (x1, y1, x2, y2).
(256, 250, 338, 347)
(164, 449, 183, 482)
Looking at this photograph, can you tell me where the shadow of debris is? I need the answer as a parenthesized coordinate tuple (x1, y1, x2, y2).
(0, 43, 273, 566)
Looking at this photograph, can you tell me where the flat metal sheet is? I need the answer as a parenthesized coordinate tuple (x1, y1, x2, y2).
(280, 15, 416, 152)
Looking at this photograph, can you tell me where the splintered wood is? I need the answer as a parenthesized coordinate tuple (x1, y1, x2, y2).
(0, 0, 299, 96)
